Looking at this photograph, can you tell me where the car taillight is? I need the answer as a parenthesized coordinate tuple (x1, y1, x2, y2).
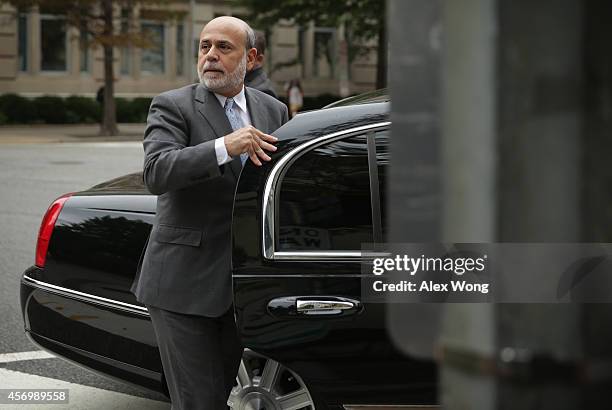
(35, 193, 72, 268)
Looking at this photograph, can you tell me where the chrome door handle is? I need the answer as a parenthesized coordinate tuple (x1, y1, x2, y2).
(267, 296, 362, 317)
(296, 299, 355, 315)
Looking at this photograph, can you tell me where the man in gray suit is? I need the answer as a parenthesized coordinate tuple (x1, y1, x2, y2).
(130, 16, 288, 409)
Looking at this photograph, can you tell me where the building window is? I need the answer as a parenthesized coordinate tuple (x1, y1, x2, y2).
(141, 22, 165, 74)
(40, 14, 67, 71)
(120, 9, 131, 76)
(313, 27, 336, 78)
(80, 25, 89, 72)
(18, 13, 28, 72)
(298, 26, 307, 74)
(176, 23, 184, 76)
(277, 134, 373, 251)
(192, 38, 200, 81)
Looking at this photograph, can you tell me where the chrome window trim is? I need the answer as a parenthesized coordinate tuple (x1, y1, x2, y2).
(271, 251, 391, 262)
(234, 274, 368, 278)
(22, 274, 149, 317)
(273, 251, 362, 262)
(262, 121, 391, 260)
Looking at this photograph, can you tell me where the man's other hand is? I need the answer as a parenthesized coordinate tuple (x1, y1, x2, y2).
(224, 126, 278, 166)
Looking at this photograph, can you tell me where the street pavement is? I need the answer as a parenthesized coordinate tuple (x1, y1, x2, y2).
(0, 126, 171, 409)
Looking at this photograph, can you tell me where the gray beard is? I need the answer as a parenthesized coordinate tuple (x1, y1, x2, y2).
(199, 54, 247, 93)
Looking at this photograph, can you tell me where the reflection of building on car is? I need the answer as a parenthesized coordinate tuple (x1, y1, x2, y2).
(279, 226, 331, 250)
(20, 90, 437, 410)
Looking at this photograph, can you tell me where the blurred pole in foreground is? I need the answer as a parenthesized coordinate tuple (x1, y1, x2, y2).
(388, 0, 443, 362)
(389, 0, 612, 408)
(438, 0, 497, 408)
(388, 0, 497, 407)
(494, 1, 583, 409)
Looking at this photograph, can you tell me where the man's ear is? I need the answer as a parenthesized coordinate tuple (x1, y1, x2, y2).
(246, 48, 257, 71)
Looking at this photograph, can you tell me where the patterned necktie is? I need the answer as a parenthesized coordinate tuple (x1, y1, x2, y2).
(224, 97, 248, 165)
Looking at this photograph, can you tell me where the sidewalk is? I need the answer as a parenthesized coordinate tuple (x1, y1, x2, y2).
(0, 124, 145, 144)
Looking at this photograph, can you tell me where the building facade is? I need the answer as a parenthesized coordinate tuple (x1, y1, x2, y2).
(0, 1, 378, 99)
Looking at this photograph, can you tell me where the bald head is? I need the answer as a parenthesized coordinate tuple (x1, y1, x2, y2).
(203, 16, 255, 51)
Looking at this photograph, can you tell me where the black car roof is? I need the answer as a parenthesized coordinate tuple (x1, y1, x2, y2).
(324, 88, 389, 108)
(274, 97, 389, 145)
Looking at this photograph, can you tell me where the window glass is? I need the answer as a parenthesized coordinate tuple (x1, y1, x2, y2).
(80, 25, 89, 72)
(120, 10, 131, 75)
(141, 22, 165, 74)
(376, 130, 390, 241)
(176, 23, 184, 76)
(40, 16, 66, 71)
(313, 28, 336, 78)
(277, 135, 373, 251)
(297, 26, 307, 77)
(18, 14, 27, 72)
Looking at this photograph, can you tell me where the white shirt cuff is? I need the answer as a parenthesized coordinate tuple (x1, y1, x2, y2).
(214, 137, 233, 166)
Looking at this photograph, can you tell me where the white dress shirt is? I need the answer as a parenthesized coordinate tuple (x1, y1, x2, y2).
(212, 87, 252, 166)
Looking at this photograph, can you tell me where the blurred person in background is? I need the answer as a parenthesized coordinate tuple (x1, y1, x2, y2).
(244, 31, 278, 98)
(287, 79, 303, 118)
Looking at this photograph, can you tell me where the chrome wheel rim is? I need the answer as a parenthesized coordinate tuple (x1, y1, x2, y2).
(228, 349, 315, 410)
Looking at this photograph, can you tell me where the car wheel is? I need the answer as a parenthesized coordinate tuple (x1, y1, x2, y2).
(228, 349, 316, 410)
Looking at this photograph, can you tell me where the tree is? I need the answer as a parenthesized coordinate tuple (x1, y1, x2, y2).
(5, 0, 182, 136)
(235, 0, 387, 89)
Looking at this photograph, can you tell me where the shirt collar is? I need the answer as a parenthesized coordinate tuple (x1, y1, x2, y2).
(214, 86, 248, 113)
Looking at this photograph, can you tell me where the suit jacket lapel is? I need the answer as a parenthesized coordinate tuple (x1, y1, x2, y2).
(195, 84, 241, 179)
(195, 84, 233, 140)
(246, 87, 269, 133)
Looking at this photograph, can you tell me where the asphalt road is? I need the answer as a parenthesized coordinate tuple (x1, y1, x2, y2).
(0, 141, 170, 408)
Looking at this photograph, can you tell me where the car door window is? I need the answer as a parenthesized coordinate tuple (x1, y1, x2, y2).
(277, 134, 373, 251)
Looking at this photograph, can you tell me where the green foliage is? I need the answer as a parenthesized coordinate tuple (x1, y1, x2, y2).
(0, 94, 38, 123)
(0, 94, 149, 124)
(115, 97, 151, 122)
(65, 96, 100, 123)
(0, 93, 343, 124)
(235, 0, 383, 35)
(234, 0, 387, 88)
(34, 96, 67, 124)
(132, 97, 153, 121)
(115, 98, 136, 123)
(234, 0, 385, 62)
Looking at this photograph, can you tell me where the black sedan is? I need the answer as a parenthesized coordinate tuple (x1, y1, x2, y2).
(20, 90, 437, 410)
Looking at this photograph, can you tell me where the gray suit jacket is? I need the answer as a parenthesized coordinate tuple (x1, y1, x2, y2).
(131, 83, 288, 317)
